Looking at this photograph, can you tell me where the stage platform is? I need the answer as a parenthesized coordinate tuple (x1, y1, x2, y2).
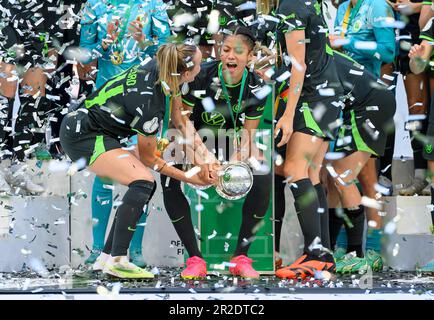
(0, 267, 433, 300)
(1, 159, 433, 300)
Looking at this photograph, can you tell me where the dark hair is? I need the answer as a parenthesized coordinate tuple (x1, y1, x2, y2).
(223, 26, 257, 51)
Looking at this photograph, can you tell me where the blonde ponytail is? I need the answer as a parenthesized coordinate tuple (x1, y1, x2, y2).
(256, 0, 278, 15)
(156, 43, 197, 96)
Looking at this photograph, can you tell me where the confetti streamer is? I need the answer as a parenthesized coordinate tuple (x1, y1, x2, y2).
(354, 41, 377, 50)
(207, 230, 217, 240)
(202, 97, 216, 112)
(185, 166, 201, 178)
(361, 196, 382, 210)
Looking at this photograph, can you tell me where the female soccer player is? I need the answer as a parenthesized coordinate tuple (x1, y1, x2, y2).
(60, 43, 211, 278)
(270, 0, 345, 279)
(164, 27, 272, 279)
(79, 0, 170, 267)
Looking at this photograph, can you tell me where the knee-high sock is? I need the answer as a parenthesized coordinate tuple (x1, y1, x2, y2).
(431, 187, 434, 226)
(129, 206, 148, 253)
(161, 172, 202, 258)
(102, 213, 117, 255)
(290, 178, 321, 255)
(234, 172, 272, 256)
(411, 120, 428, 170)
(129, 182, 156, 254)
(329, 208, 345, 250)
(110, 180, 156, 257)
(91, 176, 113, 251)
(344, 206, 365, 258)
(365, 228, 383, 253)
(379, 129, 395, 181)
(336, 228, 348, 249)
(314, 183, 330, 250)
(274, 175, 287, 253)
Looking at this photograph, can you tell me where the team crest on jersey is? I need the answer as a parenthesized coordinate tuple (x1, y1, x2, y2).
(201, 111, 226, 126)
(219, 15, 227, 26)
(232, 102, 245, 113)
(353, 20, 363, 32)
(143, 117, 159, 133)
(426, 144, 433, 154)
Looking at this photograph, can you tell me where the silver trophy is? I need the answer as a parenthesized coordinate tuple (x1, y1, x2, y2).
(188, 162, 254, 200)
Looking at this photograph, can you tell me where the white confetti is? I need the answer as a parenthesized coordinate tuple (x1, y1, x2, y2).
(252, 85, 272, 100)
(276, 71, 291, 82)
(202, 97, 216, 112)
(331, 38, 351, 47)
(318, 88, 335, 96)
(248, 157, 262, 171)
(185, 166, 201, 178)
(208, 230, 217, 239)
(368, 220, 378, 228)
(289, 55, 304, 71)
(325, 152, 346, 160)
(54, 218, 66, 225)
(161, 81, 170, 92)
(361, 196, 382, 210)
(264, 68, 275, 79)
(354, 41, 377, 50)
(384, 221, 397, 235)
(207, 10, 220, 34)
(374, 183, 391, 195)
(392, 243, 400, 256)
(196, 189, 209, 200)
(349, 69, 364, 76)
(173, 13, 196, 28)
(21, 249, 32, 255)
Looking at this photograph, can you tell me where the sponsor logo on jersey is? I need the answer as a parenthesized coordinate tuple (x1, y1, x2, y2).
(232, 102, 244, 113)
(201, 111, 226, 126)
(126, 66, 139, 87)
(353, 20, 363, 32)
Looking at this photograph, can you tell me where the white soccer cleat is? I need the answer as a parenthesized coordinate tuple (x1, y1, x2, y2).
(103, 256, 154, 279)
(92, 252, 110, 271)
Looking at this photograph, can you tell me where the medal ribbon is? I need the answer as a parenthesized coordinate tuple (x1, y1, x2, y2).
(217, 62, 248, 145)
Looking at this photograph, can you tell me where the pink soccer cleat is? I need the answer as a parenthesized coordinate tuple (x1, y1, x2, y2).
(181, 256, 207, 280)
(229, 255, 260, 279)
